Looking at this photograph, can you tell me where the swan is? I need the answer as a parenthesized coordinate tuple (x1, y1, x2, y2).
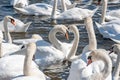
(0, 42, 48, 80)
(0, 16, 24, 57)
(49, 0, 81, 10)
(67, 49, 112, 80)
(98, 0, 120, 21)
(32, 25, 69, 69)
(14, 3, 60, 16)
(95, 0, 120, 43)
(0, 16, 31, 32)
(109, 44, 120, 80)
(10, 0, 29, 8)
(48, 25, 71, 57)
(51, 0, 98, 24)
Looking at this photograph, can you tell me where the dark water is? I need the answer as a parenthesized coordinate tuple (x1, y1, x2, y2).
(0, 0, 119, 80)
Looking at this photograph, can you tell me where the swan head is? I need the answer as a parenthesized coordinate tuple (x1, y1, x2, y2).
(109, 44, 120, 54)
(87, 49, 108, 65)
(4, 15, 16, 26)
(31, 34, 43, 40)
(54, 25, 69, 40)
(67, 25, 78, 32)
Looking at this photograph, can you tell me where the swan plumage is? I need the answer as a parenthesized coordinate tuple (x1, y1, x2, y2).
(95, 20, 120, 43)
(14, 3, 60, 16)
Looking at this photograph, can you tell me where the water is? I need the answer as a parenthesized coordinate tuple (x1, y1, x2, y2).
(0, 0, 119, 80)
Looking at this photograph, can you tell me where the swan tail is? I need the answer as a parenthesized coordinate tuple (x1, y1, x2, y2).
(23, 22, 32, 32)
(91, 6, 99, 17)
(95, 22, 102, 29)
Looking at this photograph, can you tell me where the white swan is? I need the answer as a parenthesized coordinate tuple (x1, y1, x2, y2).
(10, 0, 29, 8)
(0, 42, 48, 80)
(33, 25, 69, 69)
(67, 49, 112, 80)
(0, 16, 24, 57)
(98, 0, 120, 21)
(51, 0, 98, 24)
(14, 3, 60, 16)
(0, 16, 31, 32)
(109, 44, 120, 80)
(95, 0, 120, 43)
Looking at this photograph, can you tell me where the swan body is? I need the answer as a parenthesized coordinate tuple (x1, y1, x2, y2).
(14, 3, 60, 16)
(10, 0, 29, 8)
(1, 43, 23, 57)
(34, 36, 65, 69)
(56, 7, 96, 20)
(95, 20, 120, 43)
(0, 43, 47, 80)
(0, 16, 31, 32)
(105, 9, 120, 21)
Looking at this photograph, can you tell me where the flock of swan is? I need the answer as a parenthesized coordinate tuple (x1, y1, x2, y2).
(0, 0, 120, 80)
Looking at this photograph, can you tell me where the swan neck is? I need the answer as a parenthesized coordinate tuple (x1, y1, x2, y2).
(101, 54, 112, 79)
(24, 43, 36, 76)
(49, 28, 61, 49)
(101, 0, 108, 24)
(0, 38, 3, 58)
(67, 26, 79, 61)
(85, 17, 97, 51)
(3, 17, 12, 43)
(51, 0, 58, 19)
(61, 0, 67, 12)
(113, 52, 120, 80)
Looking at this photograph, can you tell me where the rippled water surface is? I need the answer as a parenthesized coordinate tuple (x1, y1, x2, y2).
(0, 0, 120, 80)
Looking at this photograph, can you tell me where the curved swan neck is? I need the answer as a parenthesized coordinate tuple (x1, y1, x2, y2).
(48, 27, 61, 48)
(4, 17, 12, 44)
(66, 25, 79, 61)
(24, 43, 36, 76)
(101, 54, 112, 79)
(85, 17, 97, 51)
(113, 51, 120, 80)
(101, 0, 108, 24)
(61, 0, 67, 12)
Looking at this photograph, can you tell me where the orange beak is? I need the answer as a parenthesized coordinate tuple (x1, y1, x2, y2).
(11, 19, 16, 26)
(87, 59, 92, 66)
(65, 31, 69, 40)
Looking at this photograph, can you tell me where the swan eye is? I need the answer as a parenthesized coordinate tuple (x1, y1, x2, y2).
(9, 18, 16, 26)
